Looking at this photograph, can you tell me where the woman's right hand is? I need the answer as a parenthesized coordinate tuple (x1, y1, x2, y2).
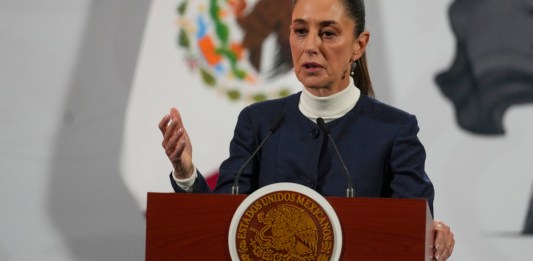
(159, 108, 194, 179)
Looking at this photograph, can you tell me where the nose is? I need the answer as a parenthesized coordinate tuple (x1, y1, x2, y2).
(303, 32, 320, 55)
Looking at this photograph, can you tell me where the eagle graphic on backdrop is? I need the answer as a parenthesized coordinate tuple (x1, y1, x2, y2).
(233, 0, 293, 78)
(436, 0, 533, 233)
(176, 0, 294, 102)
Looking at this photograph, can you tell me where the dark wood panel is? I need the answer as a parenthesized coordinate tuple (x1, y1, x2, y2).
(146, 193, 433, 260)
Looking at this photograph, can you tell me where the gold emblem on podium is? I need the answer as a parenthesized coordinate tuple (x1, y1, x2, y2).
(229, 183, 342, 261)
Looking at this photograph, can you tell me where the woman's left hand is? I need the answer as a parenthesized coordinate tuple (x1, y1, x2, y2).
(433, 220, 455, 260)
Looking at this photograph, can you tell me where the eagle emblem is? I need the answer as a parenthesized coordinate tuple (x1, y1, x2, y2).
(251, 204, 319, 258)
(175, 0, 296, 102)
(230, 188, 339, 260)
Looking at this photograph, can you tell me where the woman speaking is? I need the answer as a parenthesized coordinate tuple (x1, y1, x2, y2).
(159, 0, 455, 259)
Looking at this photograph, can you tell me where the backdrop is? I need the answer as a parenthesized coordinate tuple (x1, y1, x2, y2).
(1, 0, 532, 260)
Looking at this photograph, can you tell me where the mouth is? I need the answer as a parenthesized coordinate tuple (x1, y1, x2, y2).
(301, 63, 324, 74)
(302, 62, 323, 69)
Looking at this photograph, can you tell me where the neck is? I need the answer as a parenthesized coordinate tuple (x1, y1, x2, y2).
(299, 79, 361, 123)
(304, 77, 351, 97)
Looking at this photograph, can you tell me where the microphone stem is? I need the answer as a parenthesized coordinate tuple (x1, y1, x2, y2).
(232, 130, 274, 195)
(327, 132, 355, 198)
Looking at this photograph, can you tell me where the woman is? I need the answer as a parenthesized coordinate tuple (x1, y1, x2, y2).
(159, 0, 454, 259)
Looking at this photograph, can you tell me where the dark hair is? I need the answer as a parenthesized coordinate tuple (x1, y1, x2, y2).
(291, 0, 374, 97)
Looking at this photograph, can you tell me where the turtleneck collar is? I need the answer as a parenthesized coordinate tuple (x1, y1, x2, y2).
(298, 80, 361, 123)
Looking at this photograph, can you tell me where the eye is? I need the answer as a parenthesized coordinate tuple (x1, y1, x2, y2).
(293, 27, 308, 36)
(320, 30, 336, 39)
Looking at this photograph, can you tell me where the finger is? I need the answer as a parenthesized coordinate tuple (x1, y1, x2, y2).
(165, 127, 186, 156)
(442, 234, 455, 260)
(433, 221, 446, 259)
(159, 114, 171, 135)
(434, 244, 443, 260)
(168, 129, 185, 159)
(439, 242, 453, 261)
(433, 222, 454, 260)
(170, 137, 187, 161)
(169, 108, 192, 148)
(436, 247, 448, 261)
(433, 222, 444, 251)
(170, 107, 185, 127)
(164, 128, 181, 157)
(171, 141, 186, 161)
(163, 119, 180, 147)
(166, 108, 186, 137)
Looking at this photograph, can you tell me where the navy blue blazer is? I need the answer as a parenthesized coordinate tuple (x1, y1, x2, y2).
(171, 92, 435, 214)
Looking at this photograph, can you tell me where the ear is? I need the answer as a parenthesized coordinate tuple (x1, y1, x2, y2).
(351, 31, 370, 61)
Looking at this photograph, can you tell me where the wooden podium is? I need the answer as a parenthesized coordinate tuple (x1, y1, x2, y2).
(146, 193, 434, 260)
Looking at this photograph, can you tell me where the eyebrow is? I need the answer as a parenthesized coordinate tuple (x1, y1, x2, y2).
(292, 18, 339, 27)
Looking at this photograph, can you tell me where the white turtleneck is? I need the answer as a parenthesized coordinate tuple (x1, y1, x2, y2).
(299, 80, 361, 123)
(175, 81, 361, 191)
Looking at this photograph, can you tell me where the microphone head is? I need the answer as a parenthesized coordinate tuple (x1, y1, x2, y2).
(316, 117, 330, 134)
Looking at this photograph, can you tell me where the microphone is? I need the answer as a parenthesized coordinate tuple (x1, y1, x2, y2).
(316, 117, 355, 198)
(232, 114, 285, 195)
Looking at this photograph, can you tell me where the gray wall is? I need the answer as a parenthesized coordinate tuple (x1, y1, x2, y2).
(0, 1, 149, 260)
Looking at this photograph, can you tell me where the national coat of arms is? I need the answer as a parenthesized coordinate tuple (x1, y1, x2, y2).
(229, 183, 343, 261)
(176, 0, 296, 102)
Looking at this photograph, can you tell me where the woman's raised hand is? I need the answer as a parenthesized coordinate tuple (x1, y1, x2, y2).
(159, 108, 194, 179)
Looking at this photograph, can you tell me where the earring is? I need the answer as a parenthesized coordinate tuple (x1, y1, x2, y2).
(350, 62, 357, 76)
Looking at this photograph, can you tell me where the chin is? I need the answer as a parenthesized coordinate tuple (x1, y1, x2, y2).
(297, 76, 328, 89)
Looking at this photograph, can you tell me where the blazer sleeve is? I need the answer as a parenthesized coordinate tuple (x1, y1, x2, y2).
(389, 115, 435, 215)
(169, 170, 212, 193)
